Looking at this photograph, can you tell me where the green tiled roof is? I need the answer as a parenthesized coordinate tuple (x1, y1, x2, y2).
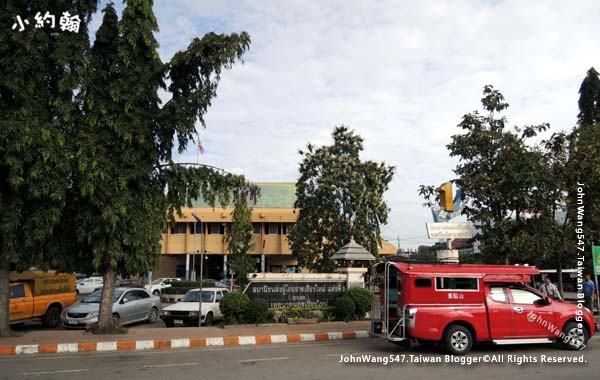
(191, 182, 297, 209)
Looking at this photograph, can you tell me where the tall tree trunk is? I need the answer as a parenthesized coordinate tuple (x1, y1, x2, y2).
(0, 260, 18, 337)
(557, 256, 564, 297)
(98, 266, 117, 331)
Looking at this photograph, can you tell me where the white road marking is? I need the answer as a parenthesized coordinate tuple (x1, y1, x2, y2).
(135, 340, 155, 350)
(270, 334, 287, 343)
(300, 333, 315, 342)
(238, 336, 257, 345)
(171, 338, 190, 348)
(143, 362, 198, 368)
(96, 341, 117, 351)
(15, 345, 38, 354)
(22, 369, 89, 375)
(239, 357, 289, 363)
(206, 337, 224, 346)
(57, 343, 79, 353)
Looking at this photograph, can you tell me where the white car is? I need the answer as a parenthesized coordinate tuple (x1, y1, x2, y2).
(76, 277, 104, 295)
(160, 287, 227, 327)
(145, 277, 180, 296)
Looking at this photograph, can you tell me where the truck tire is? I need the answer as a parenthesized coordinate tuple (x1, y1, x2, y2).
(443, 325, 473, 355)
(42, 306, 61, 328)
(153, 290, 160, 296)
(560, 322, 588, 350)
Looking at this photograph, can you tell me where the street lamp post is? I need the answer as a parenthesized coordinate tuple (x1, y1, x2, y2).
(191, 219, 196, 281)
(199, 249, 204, 327)
(192, 212, 204, 327)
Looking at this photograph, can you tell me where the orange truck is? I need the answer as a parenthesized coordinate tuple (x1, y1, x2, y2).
(9, 270, 76, 328)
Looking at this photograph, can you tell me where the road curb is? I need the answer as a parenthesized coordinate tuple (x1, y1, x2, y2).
(0, 330, 370, 356)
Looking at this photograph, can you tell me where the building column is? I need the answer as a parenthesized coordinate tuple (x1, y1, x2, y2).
(261, 254, 266, 273)
(223, 255, 228, 279)
(185, 254, 190, 281)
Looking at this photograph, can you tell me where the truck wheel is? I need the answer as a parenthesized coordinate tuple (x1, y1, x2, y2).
(205, 312, 213, 326)
(560, 322, 588, 350)
(153, 290, 160, 296)
(42, 306, 61, 328)
(443, 325, 473, 355)
(147, 307, 158, 324)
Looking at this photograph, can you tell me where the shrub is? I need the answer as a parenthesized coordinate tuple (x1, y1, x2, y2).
(268, 306, 334, 321)
(345, 287, 375, 319)
(220, 292, 250, 324)
(245, 298, 269, 323)
(334, 296, 356, 322)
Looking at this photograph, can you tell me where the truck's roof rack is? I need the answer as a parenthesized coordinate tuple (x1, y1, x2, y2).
(385, 256, 460, 265)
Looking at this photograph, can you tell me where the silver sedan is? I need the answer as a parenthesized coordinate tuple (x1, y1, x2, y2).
(61, 287, 161, 328)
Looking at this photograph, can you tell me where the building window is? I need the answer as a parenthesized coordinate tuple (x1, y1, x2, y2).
(282, 223, 294, 235)
(252, 223, 262, 235)
(265, 223, 280, 235)
(435, 277, 478, 291)
(171, 222, 187, 234)
(208, 223, 225, 234)
(191, 222, 205, 234)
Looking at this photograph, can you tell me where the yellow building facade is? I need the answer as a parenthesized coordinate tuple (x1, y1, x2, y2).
(154, 182, 396, 280)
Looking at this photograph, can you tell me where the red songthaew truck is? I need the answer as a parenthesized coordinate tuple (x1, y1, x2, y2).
(371, 261, 598, 355)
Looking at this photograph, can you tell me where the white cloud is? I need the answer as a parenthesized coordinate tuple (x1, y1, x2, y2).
(94, 0, 600, 248)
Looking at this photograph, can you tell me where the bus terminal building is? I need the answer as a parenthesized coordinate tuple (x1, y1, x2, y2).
(154, 182, 397, 280)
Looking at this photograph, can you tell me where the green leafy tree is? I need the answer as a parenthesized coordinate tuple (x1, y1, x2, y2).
(577, 67, 600, 126)
(289, 126, 395, 272)
(420, 86, 553, 265)
(57, 0, 256, 332)
(226, 197, 257, 287)
(566, 67, 600, 269)
(0, 0, 97, 336)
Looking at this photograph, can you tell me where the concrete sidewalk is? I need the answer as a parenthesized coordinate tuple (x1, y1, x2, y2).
(0, 321, 371, 356)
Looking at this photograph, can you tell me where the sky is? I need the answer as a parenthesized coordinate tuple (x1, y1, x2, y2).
(91, 0, 600, 250)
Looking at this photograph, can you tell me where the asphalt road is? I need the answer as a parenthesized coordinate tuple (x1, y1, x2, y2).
(2, 338, 599, 380)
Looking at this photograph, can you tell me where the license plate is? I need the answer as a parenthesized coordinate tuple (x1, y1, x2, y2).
(68, 319, 78, 325)
(174, 319, 183, 324)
